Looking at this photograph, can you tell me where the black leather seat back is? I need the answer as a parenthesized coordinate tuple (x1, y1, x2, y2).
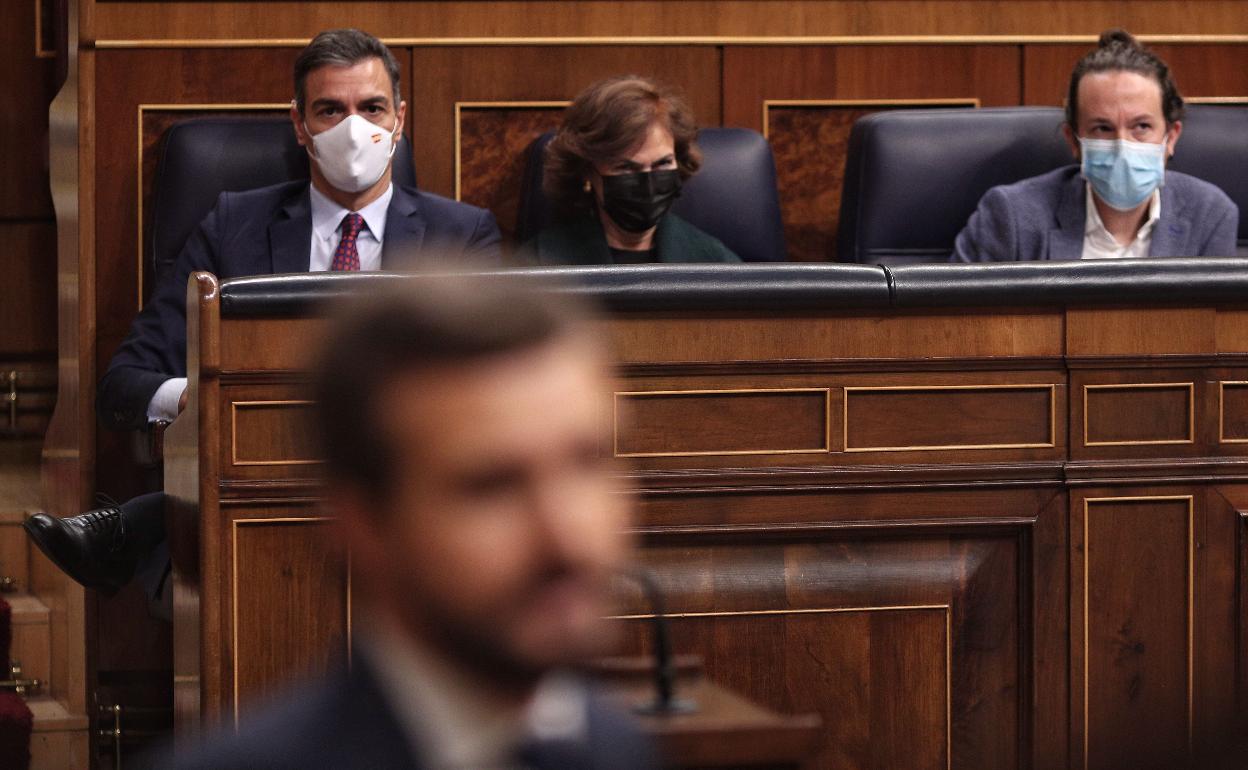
(1169, 105, 1248, 255)
(149, 115, 417, 282)
(516, 128, 787, 262)
(837, 107, 1072, 264)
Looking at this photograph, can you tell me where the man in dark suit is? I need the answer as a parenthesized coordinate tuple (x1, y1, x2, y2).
(25, 28, 501, 595)
(164, 277, 656, 769)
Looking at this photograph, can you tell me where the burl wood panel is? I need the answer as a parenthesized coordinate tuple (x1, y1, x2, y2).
(456, 106, 565, 248)
(766, 102, 976, 262)
(231, 518, 347, 718)
(629, 527, 1023, 770)
(1220, 383, 1248, 443)
(844, 385, 1053, 451)
(1083, 384, 1194, 446)
(1076, 496, 1193, 770)
(1023, 44, 1248, 106)
(616, 389, 829, 457)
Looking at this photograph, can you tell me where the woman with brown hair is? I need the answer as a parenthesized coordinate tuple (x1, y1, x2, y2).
(521, 75, 740, 264)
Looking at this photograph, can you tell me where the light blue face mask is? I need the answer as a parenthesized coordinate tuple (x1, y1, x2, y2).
(1079, 137, 1168, 211)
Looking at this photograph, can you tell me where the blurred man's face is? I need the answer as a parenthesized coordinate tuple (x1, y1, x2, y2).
(348, 335, 629, 684)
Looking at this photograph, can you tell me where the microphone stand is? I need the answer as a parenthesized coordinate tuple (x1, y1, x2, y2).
(620, 568, 696, 715)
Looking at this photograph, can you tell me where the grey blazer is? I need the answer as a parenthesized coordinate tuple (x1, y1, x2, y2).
(953, 166, 1238, 262)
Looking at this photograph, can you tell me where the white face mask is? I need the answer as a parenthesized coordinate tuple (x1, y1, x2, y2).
(305, 113, 399, 194)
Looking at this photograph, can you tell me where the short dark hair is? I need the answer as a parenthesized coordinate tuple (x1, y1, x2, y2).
(1066, 29, 1185, 129)
(293, 28, 401, 115)
(312, 276, 588, 499)
(544, 75, 702, 217)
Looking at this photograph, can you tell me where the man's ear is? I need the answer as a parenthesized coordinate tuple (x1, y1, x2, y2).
(395, 100, 407, 137)
(291, 100, 310, 149)
(1061, 123, 1080, 161)
(1165, 120, 1183, 159)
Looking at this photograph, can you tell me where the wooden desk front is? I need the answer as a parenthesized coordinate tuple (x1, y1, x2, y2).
(166, 273, 1248, 770)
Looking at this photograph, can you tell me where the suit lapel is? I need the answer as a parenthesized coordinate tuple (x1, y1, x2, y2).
(381, 184, 427, 268)
(1047, 172, 1086, 261)
(269, 187, 313, 274)
(1149, 181, 1189, 257)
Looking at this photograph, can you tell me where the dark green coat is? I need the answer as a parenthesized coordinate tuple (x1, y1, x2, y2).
(518, 213, 741, 265)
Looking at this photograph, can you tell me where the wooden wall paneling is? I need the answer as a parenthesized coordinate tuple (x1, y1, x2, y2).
(0, 0, 57, 220)
(409, 46, 720, 242)
(1071, 491, 1197, 770)
(0, 223, 58, 357)
(1198, 486, 1243, 765)
(229, 510, 347, 722)
(89, 2, 1248, 42)
(1070, 369, 1208, 462)
(722, 46, 1020, 261)
(614, 367, 1066, 471)
(1023, 43, 1248, 106)
(626, 509, 1037, 770)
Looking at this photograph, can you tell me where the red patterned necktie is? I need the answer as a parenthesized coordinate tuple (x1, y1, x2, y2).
(331, 212, 366, 271)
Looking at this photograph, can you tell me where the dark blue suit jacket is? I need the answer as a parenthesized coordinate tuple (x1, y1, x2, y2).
(161, 663, 658, 770)
(98, 181, 502, 430)
(953, 165, 1239, 262)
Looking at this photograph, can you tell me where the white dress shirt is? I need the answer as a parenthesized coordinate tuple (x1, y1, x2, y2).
(357, 618, 589, 770)
(145, 182, 394, 422)
(1081, 183, 1161, 260)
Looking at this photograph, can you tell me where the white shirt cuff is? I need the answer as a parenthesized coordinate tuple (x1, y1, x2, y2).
(146, 378, 187, 423)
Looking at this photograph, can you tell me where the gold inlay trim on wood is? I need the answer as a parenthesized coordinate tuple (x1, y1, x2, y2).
(231, 516, 349, 727)
(842, 383, 1057, 453)
(1186, 96, 1248, 105)
(1081, 495, 1195, 769)
(136, 103, 293, 312)
(762, 98, 980, 139)
(613, 387, 831, 458)
(452, 100, 571, 201)
(610, 603, 953, 770)
(1082, 382, 1195, 447)
(229, 400, 320, 467)
(94, 35, 1248, 50)
(1218, 381, 1248, 444)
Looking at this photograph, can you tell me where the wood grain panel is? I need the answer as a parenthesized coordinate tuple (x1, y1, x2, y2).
(231, 518, 347, 720)
(601, 311, 1065, 365)
(0, 223, 58, 357)
(218, 385, 320, 482)
(1083, 383, 1194, 447)
(765, 101, 975, 262)
(91, 2, 1248, 41)
(844, 385, 1054, 452)
(410, 46, 720, 199)
(455, 104, 566, 248)
(616, 389, 829, 457)
(1076, 496, 1193, 770)
(0, 0, 56, 219)
(628, 527, 1024, 770)
(1220, 382, 1248, 443)
(230, 401, 318, 467)
(1024, 43, 1248, 106)
(1066, 308, 1215, 358)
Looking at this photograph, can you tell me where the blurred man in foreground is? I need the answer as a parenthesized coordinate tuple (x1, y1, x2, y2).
(169, 277, 655, 769)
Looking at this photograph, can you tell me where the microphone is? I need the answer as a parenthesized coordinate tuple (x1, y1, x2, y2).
(620, 567, 696, 715)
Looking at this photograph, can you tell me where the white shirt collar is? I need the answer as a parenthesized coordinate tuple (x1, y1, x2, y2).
(309, 181, 393, 244)
(356, 617, 587, 770)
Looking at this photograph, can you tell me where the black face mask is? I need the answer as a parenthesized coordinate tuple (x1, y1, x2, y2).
(598, 169, 682, 233)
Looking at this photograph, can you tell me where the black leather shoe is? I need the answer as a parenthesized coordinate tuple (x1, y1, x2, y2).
(24, 505, 138, 595)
